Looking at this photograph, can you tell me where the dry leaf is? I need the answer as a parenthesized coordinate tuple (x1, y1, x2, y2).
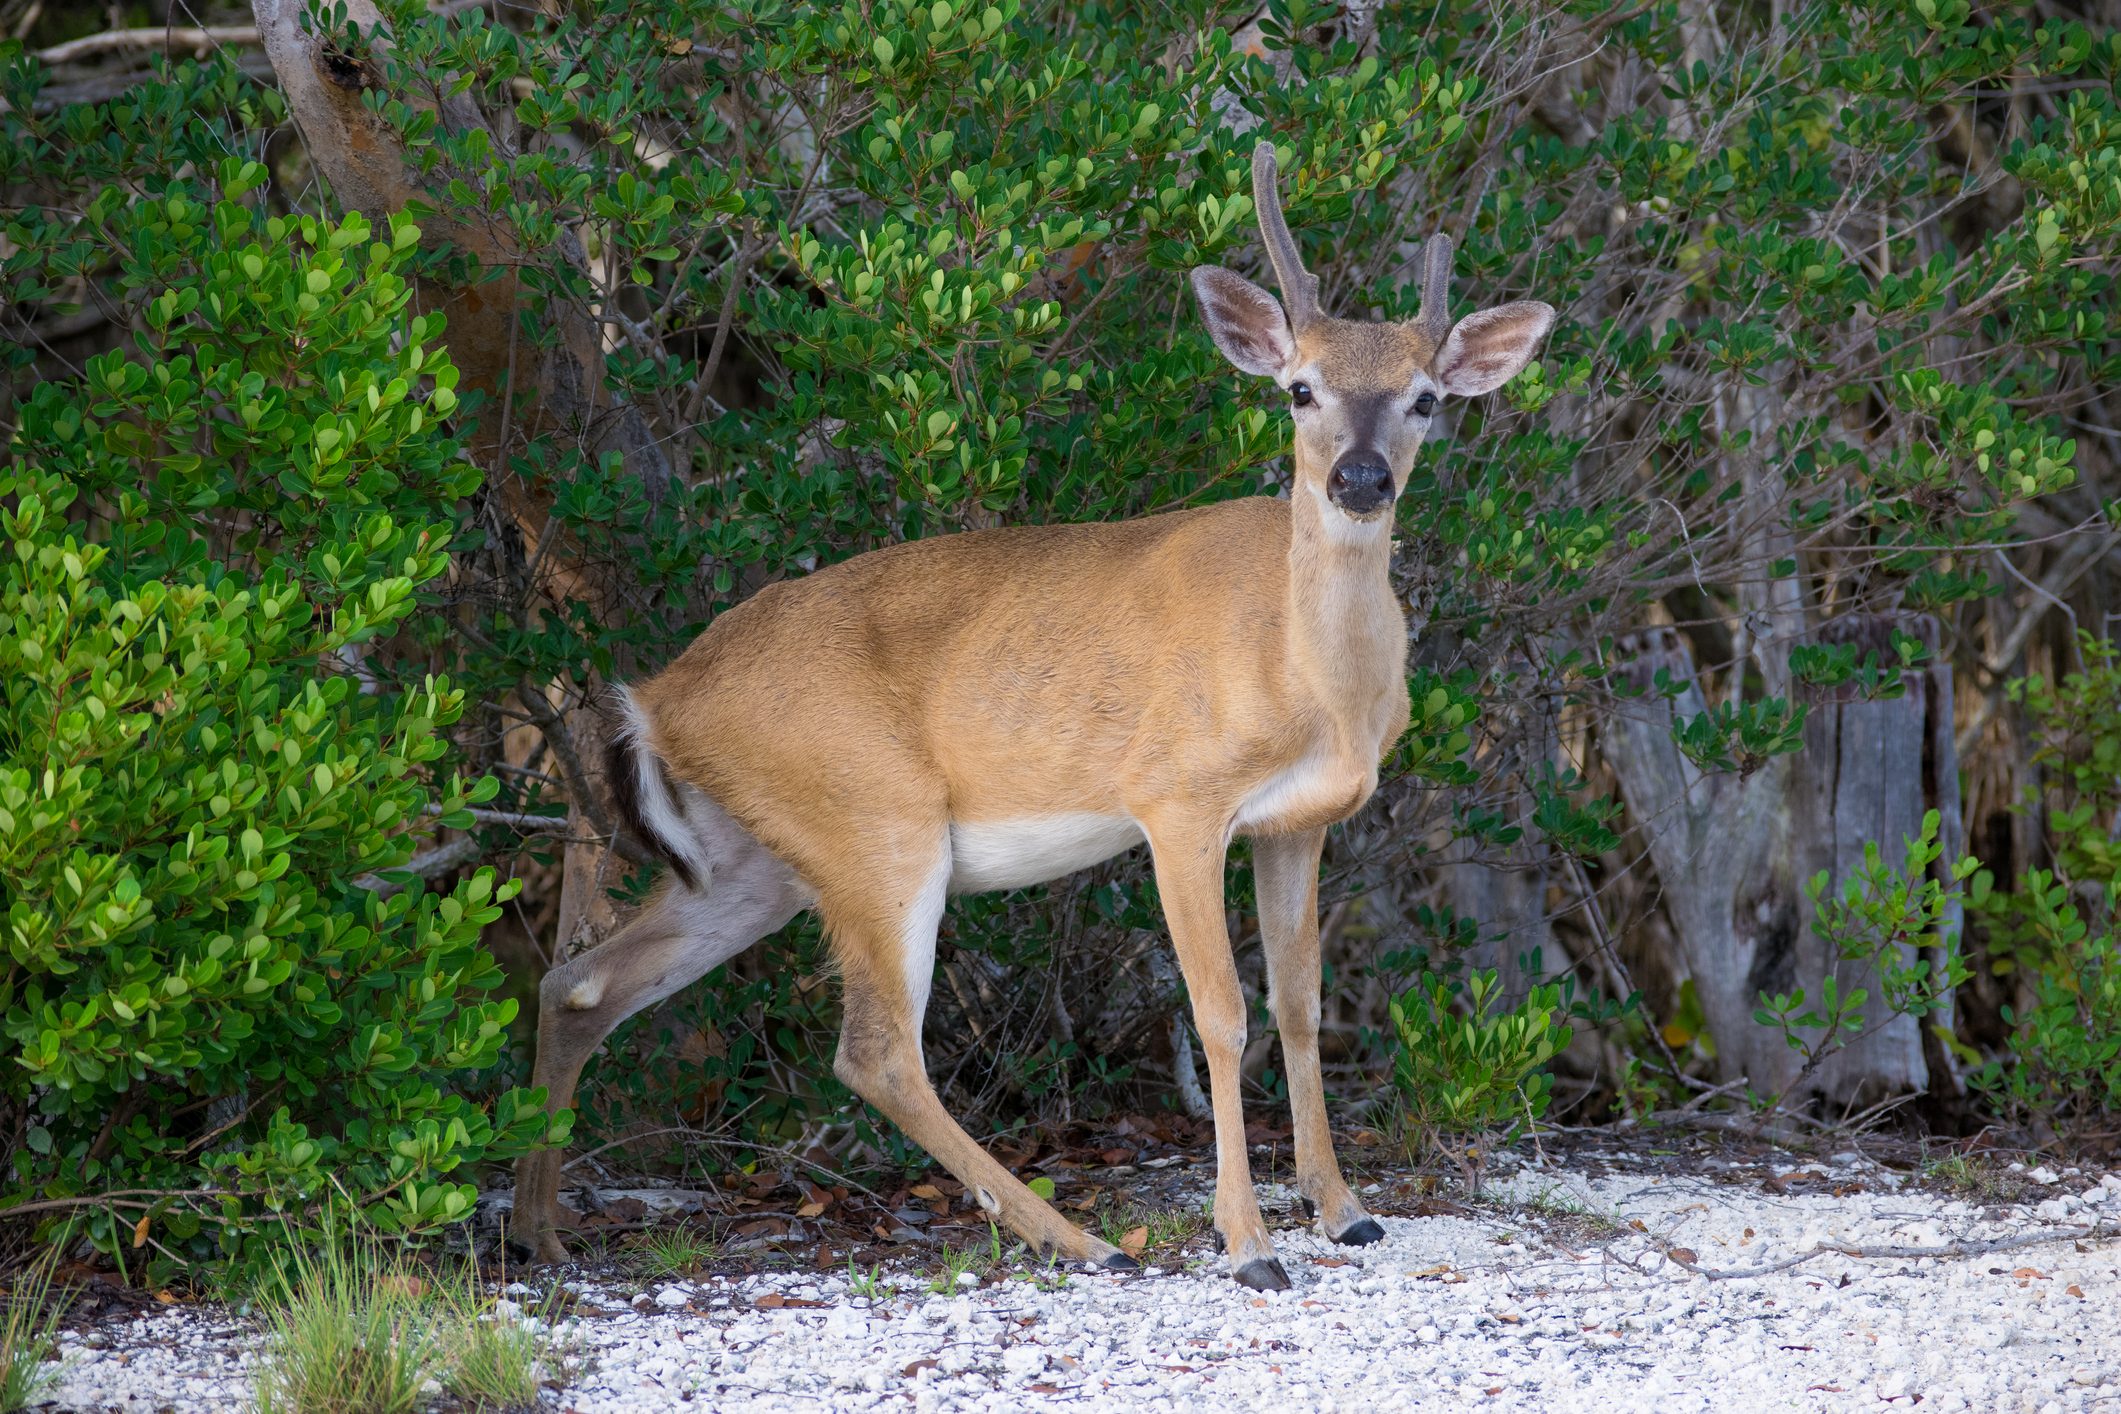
(2067, 1284, 2086, 1298)
(909, 1184, 943, 1200)
(131, 1213, 151, 1248)
(1668, 1248, 1698, 1265)
(2012, 1267, 2048, 1280)
(902, 1358, 939, 1377)
(1628, 1219, 1648, 1232)
(796, 1200, 828, 1218)
(379, 1274, 428, 1299)
(1119, 1226, 1149, 1257)
(754, 1291, 828, 1310)
(153, 1290, 178, 1305)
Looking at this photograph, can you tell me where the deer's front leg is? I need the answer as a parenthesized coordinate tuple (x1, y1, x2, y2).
(1255, 829, 1384, 1246)
(1146, 823, 1287, 1291)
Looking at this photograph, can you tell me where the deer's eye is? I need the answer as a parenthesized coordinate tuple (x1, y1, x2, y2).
(1290, 382, 1314, 408)
(1412, 391, 1438, 417)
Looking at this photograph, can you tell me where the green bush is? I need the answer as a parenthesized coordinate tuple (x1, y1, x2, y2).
(1970, 637, 2121, 1134)
(0, 180, 553, 1276)
(1388, 969, 1572, 1191)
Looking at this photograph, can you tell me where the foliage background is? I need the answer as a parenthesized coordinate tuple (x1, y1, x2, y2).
(4, 0, 2121, 1265)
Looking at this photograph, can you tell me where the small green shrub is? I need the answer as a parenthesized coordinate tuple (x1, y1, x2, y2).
(1388, 969, 1572, 1192)
(1751, 810, 1975, 1102)
(1970, 637, 2121, 1133)
(0, 182, 554, 1274)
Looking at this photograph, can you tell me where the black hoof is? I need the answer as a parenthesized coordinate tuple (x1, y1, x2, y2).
(1233, 1256, 1291, 1292)
(503, 1234, 537, 1265)
(1210, 1229, 1225, 1254)
(1331, 1217, 1387, 1246)
(1098, 1250, 1141, 1272)
(1297, 1196, 1316, 1219)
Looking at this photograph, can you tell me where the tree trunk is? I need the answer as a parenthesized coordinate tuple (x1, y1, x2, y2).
(253, 0, 669, 955)
(1602, 616, 1961, 1108)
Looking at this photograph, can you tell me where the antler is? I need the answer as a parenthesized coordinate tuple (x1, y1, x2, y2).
(1251, 141, 1321, 335)
(1417, 231, 1454, 345)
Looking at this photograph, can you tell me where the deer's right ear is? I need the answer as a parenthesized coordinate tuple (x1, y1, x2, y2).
(1191, 267, 1295, 379)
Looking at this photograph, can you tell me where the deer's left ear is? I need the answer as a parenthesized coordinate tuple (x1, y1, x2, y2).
(1431, 301, 1556, 398)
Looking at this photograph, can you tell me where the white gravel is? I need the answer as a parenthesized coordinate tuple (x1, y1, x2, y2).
(41, 1152, 2121, 1412)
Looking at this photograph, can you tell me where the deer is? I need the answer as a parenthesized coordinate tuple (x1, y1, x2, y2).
(510, 141, 1555, 1290)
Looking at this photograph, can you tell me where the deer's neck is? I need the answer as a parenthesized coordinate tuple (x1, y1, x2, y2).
(1285, 482, 1407, 737)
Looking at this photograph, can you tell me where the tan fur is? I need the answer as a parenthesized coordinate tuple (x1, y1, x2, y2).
(512, 140, 1554, 1286)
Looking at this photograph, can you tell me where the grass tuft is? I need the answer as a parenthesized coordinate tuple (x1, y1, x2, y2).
(624, 1224, 718, 1280)
(252, 1242, 438, 1414)
(253, 1239, 571, 1414)
(0, 1245, 68, 1414)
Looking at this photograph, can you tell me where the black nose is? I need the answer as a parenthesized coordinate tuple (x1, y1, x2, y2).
(1327, 458, 1394, 516)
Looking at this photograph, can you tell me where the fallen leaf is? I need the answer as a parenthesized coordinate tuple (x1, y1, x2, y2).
(2067, 1284, 2085, 1298)
(379, 1274, 428, 1299)
(1249, 1298, 1267, 1308)
(1027, 1176, 1056, 1201)
(909, 1184, 943, 1201)
(1628, 1219, 1648, 1232)
(1029, 1384, 1061, 1395)
(132, 1213, 150, 1248)
(1119, 1226, 1149, 1257)
(901, 1358, 939, 1377)
(1312, 1257, 1350, 1268)
(1667, 1248, 1698, 1265)
(754, 1292, 828, 1309)
(797, 1200, 828, 1218)
(2012, 1267, 2048, 1280)
(153, 1290, 178, 1305)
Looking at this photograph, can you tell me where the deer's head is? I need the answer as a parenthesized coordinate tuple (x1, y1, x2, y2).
(1192, 143, 1555, 531)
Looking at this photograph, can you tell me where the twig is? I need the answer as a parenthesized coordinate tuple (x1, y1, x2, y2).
(430, 803, 570, 832)
(354, 836, 482, 896)
(34, 24, 258, 64)
(555, 1127, 890, 1205)
(1658, 1222, 2113, 1282)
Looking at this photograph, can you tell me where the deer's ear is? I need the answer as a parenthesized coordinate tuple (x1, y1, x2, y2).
(1431, 301, 1555, 398)
(1191, 266, 1296, 378)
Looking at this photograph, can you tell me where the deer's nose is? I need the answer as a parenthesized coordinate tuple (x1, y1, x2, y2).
(1327, 456, 1393, 516)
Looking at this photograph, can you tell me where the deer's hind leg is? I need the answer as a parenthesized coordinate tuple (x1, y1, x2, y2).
(512, 799, 807, 1263)
(818, 826, 1135, 1271)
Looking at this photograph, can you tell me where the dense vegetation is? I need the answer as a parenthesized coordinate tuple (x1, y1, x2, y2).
(4, 0, 2120, 1276)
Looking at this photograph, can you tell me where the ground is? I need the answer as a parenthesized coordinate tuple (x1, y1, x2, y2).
(38, 1131, 2121, 1412)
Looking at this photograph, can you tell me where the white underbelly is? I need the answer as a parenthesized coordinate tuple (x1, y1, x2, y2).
(948, 813, 1145, 893)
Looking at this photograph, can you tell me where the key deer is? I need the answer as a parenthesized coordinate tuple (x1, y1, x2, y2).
(512, 141, 1555, 1289)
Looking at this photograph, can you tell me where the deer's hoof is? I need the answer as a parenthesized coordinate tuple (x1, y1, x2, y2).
(1098, 1250, 1141, 1272)
(1232, 1256, 1290, 1292)
(1330, 1216, 1387, 1246)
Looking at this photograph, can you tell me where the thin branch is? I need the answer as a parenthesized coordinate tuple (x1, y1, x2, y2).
(1657, 1222, 2114, 1282)
(34, 25, 258, 65)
